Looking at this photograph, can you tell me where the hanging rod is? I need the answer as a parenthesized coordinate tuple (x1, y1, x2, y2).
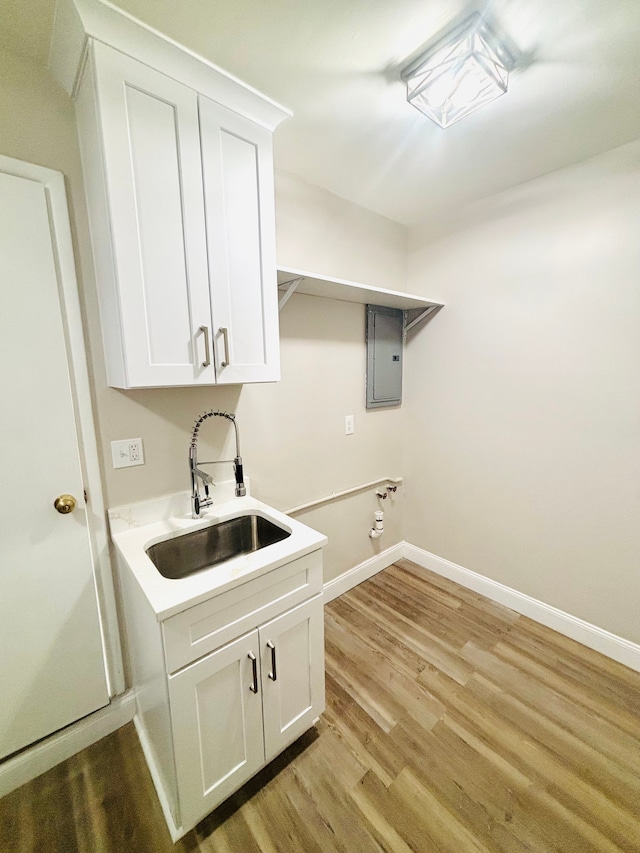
(285, 476, 403, 515)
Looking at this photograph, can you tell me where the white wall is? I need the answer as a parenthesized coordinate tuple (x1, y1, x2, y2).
(275, 169, 407, 289)
(6, 44, 636, 643)
(404, 141, 640, 644)
(0, 49, 405, 586)
(0, 48, 79, 182)
(84, 170, 407, 583)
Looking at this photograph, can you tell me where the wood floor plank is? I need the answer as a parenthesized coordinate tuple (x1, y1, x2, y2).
(497, 625, 640, 725)
(347, 771, 415, 853)
(365, 572, 508, 651)
(387, 720, 536, 853)
(418, 658, 640, 847)
(461, 641, 640, 783)
(328, 596, 428, 679)
(439, 714, 625, 853)
(393, 559, 521, 626)
(389, 766, 495, 853)
(350, 769, 449, 852)
(379, 563, 520, 637)
(285, 730, 387, 853)
(322, 672, 405, 787)
(345, 583, 476, 684)
(2, 559, 639, 853)
(325, 611, 445, 733)
(465, 674, 640, 849)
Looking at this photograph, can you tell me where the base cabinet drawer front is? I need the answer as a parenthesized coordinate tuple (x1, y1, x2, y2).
(168, 630, 265, 832)
(163, 550, 323, 673)
(260, 595, 326, 759)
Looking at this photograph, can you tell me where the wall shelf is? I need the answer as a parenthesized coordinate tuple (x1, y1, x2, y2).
(277, 266, 443, 332)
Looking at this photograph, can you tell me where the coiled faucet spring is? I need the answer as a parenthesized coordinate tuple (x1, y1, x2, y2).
(189, 410, 246, 518)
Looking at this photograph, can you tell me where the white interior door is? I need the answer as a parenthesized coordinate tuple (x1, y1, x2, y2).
(0, 163, 109, 761)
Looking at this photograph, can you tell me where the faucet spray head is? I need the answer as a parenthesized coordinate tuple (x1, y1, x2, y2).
(234, 457, 246, 497)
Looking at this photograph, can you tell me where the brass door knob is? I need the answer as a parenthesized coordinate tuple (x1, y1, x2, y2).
(54, 494, 77, 514)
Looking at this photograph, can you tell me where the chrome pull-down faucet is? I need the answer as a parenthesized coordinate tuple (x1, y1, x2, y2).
(189, 410, 246, 518)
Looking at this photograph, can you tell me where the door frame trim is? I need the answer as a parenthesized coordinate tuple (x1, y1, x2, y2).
(0, 154, 124, 697)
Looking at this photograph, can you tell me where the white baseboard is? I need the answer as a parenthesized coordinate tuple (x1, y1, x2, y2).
(0, 690, 136, 799)
(403, 544, 640, 674)
(323, 542, 404, 603)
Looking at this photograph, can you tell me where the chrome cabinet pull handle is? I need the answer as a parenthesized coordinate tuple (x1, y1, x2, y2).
(219, 326, 230, 367)
(248, 652, 258, 693)
(267, 641, 277, 681)
(199, 325, 211, 368)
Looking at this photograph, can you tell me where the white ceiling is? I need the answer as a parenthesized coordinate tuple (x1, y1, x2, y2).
(2, 0, 639, 226)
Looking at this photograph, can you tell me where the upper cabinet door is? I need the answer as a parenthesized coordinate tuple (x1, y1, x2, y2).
(199, 97, 281, 384)
(80, 42, 214, 388)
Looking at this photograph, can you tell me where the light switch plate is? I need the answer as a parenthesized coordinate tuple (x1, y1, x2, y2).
(345, 415, 355, 435)
(111, 438, 144, 468)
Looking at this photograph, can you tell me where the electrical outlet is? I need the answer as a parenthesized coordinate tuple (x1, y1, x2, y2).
(111, 438, 145, 469)
(345, 415, 355, 435)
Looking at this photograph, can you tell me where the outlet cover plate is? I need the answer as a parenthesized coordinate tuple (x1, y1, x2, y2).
(111, 438, 144, 469)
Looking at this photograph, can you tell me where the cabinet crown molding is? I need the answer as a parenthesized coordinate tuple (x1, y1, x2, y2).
(49, 0, 292, 130)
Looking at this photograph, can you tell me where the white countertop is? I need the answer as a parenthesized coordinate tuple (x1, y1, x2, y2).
(108, 482, 327, 620)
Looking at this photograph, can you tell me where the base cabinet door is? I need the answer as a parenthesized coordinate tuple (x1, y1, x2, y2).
(260, 595, 325, 759)
(168, 630, 265, 831)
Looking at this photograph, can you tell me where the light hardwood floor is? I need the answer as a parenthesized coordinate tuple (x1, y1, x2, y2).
(1, 559, 639, 852)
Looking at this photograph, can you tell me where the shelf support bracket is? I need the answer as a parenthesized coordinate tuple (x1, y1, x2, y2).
(278, 277, 305, 311)
(403, 304, 440, 336)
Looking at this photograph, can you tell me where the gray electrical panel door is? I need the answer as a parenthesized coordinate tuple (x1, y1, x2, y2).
(366, 304, 403, 408)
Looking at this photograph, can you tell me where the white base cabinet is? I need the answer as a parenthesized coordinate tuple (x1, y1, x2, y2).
(169, 597, 324, 832)
(119, 549, 325, 840)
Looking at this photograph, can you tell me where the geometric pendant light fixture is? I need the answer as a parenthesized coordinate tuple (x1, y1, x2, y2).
(401, 13, 514, 128)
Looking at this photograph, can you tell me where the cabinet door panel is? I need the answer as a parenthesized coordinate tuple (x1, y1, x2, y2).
(91, 43, 213, 387)
(199, 97, 280, 384)
(260, 595, 325, 759)
(168, 630, 264, 831)
(125, 87, 192, 367)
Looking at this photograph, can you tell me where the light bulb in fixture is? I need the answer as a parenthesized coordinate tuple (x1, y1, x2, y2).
(402, 14, 514, 129)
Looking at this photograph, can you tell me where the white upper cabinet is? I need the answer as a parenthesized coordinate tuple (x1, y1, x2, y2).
(65, 3, 289, 388)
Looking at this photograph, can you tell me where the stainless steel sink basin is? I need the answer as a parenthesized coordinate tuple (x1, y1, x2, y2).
(146, 514, 291, 580)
